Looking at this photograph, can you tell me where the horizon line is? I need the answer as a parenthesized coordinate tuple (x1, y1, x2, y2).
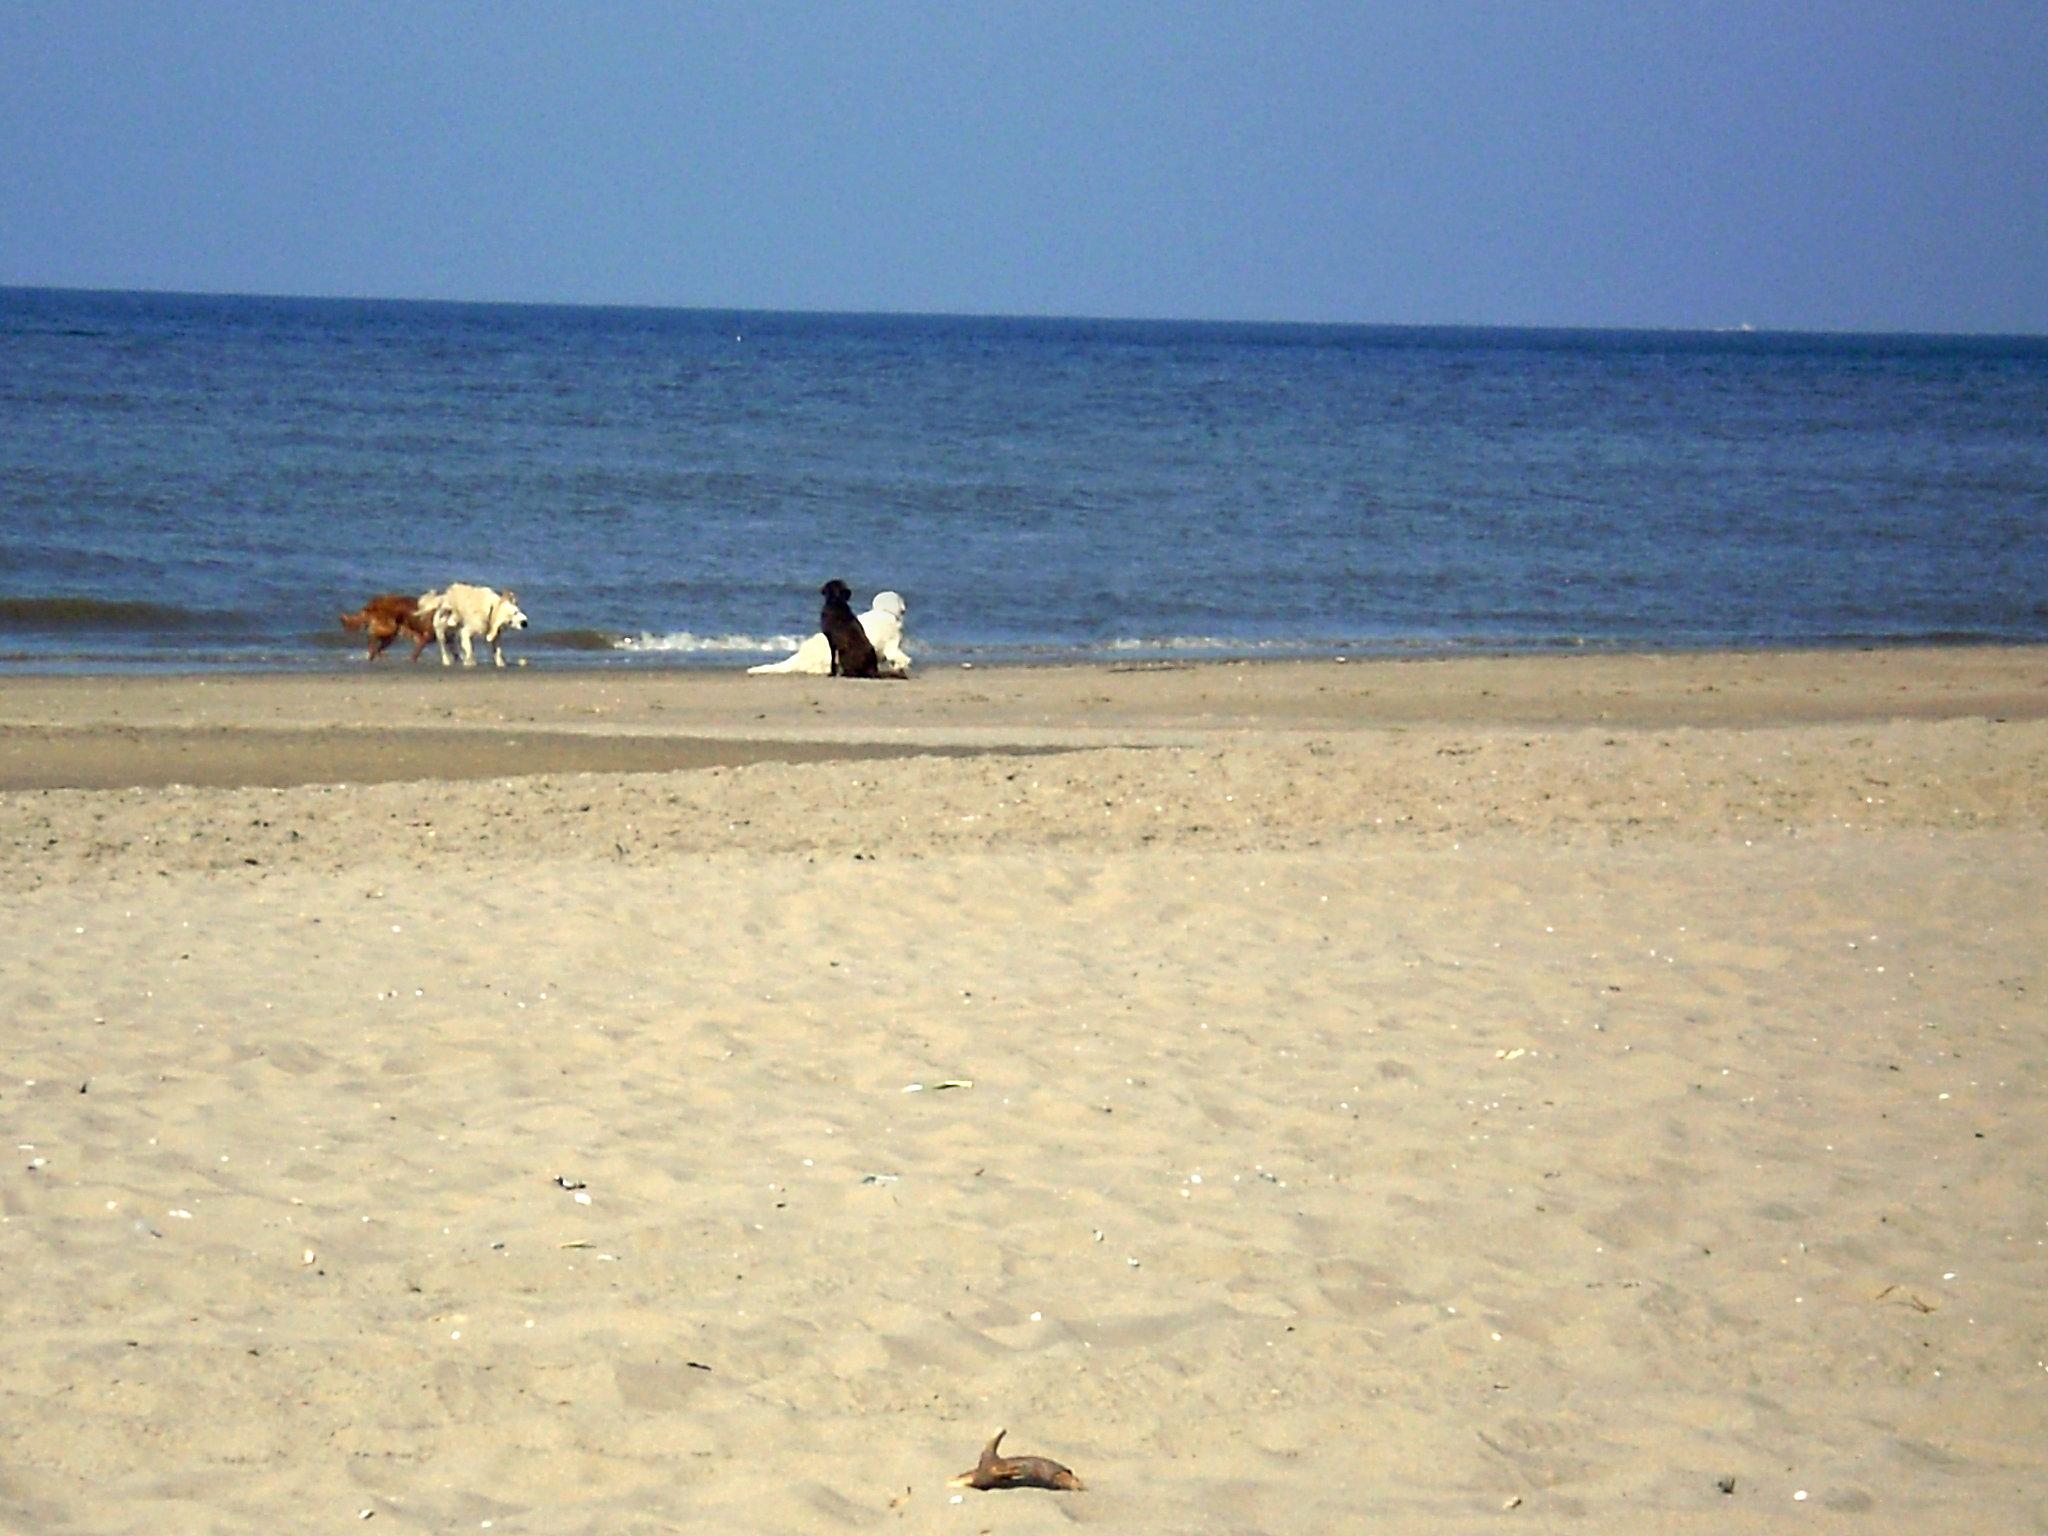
(4, 281, 2044, 344)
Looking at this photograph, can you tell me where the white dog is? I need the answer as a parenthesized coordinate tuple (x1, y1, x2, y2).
(748, 590, 910, 677)
(419, 583, 528, 668)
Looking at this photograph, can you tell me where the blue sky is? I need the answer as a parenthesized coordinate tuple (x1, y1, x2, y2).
(3, 2, 2044, 331)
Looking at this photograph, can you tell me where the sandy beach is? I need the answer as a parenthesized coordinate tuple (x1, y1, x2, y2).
(2, 646, 2044, 1534)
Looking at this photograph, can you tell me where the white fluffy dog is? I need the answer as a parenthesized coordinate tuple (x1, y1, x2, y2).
(748, 590, 910, 677)
(420, 583, 528, 667)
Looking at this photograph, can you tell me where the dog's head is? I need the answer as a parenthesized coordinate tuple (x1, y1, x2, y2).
(870, 591, 906, 621)
(488, 592, 529, 640)
(820, 579, 854, 609)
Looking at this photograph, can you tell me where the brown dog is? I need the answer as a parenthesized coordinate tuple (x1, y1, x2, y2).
(819, 579, 880, 678)
(339, 593, 437, 661)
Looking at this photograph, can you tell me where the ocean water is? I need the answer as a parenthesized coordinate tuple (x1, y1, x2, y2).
(3, 286, 2045, 673)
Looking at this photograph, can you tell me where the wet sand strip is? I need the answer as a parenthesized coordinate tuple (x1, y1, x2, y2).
(0, 724, 1052, 792)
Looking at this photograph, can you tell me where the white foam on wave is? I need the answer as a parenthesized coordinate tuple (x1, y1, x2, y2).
(615, 631, 806, 654)
(1105, 635, 1280, 652)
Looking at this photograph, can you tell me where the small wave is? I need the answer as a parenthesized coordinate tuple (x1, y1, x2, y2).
(0, 596, 212, 632)
(1104, 635, 1257, 652)
(615, 631, 805, 654)
(530, 628, 632, 652)
(1100, 635, 1382, 655)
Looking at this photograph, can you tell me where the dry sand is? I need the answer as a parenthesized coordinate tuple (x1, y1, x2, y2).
(2, 647, 2045, 1534)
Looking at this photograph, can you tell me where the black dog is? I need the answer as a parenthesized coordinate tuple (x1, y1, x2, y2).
(819, 579, 880, 678)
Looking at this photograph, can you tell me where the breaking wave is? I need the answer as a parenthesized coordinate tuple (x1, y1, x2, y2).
(0, 596, 214, 632)
(527, 628, 632, 652)
(613, 630, 806, 655)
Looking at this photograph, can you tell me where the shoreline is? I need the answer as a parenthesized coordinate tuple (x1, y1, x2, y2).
(7, 631, 2048, 676)
(2, 645, 2044, 793)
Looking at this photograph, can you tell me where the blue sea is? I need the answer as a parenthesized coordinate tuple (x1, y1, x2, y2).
(3, 286, 2045, 673)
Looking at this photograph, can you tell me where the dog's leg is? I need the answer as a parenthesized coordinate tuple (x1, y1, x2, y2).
(459, 628, 476, 667)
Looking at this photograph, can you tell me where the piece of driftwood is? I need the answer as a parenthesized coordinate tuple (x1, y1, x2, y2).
(949, 1429, 1085, 1492)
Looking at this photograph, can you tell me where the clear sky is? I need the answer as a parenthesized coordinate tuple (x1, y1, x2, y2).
(3, 2, 2044, 332)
